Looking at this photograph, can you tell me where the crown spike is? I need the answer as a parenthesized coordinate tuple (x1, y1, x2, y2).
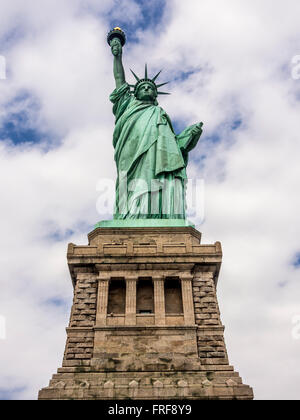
(130, 69, 140, 82)
(152, 70, 163, 82)
(145, 63, 148, 79)
(156, 81, 169, 88)
(157, 92, 171, 95)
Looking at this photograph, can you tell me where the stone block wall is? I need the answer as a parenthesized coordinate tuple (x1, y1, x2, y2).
(62, 269, 97, 368)
(68, 270, 97, 328)
(63, 329, 94, 367)
(193, 272, 229, 366)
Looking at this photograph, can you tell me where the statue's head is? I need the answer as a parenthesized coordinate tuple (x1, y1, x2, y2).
(135, 81, 157, 103)
(130, 65, 170, 103)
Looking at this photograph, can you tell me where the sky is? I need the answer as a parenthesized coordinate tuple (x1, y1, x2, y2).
(0, 0, 300, 400)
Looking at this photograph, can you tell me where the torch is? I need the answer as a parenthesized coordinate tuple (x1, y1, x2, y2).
(107, 27, 126, 47)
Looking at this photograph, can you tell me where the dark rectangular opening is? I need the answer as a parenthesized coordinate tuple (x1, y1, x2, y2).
(165, 278, 183, 314)
(107, 279, 126, 314)
(136, 279, 154, 314)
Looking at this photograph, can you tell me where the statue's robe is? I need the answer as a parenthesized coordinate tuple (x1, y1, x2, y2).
(110, 83, 200, 219)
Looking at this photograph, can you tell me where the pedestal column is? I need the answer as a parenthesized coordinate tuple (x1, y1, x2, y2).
(153, 276, 165, 326)
(125, 275, 137, 325)
(96, 274, 110, 326)
(181, 275, 195, 325)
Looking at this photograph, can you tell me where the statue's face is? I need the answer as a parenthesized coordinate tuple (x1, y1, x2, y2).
(136, 82, 156, 103)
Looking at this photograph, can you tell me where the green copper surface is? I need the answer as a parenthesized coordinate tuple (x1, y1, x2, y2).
(94, 219, 195, 229)
(107, 28, 203, 222)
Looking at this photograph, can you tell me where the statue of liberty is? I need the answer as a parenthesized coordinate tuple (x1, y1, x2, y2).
(107, 28, 203, 220)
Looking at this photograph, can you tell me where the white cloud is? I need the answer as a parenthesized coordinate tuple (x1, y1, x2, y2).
(158, 0, 300, 399)
(0, 0, 300, 400)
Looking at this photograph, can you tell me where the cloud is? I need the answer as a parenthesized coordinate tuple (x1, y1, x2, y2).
(0, 0, 300, 400)
(156, 0, 300, 399)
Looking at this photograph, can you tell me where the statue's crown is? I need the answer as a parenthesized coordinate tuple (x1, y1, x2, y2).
(129, 65, 170, 97)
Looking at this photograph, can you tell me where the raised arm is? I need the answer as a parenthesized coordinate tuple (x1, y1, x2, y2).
(110, 37, 126, 89)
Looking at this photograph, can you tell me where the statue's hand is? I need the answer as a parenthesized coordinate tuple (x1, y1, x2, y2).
(177, 122, 203, 157)
(191, 122, 203, 136)
(110, 38, 122, 57)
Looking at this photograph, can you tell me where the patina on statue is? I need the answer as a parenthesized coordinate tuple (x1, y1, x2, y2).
(108, 28, 203, 220)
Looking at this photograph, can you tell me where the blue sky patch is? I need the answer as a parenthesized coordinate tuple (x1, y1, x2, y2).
(0, 26, 25, 51)
(0, 116, 41, 145)
(0, 91, 58, 147)
(0, 386, 26, 400)
(45, 228, 75, 243)
(107, 0, 166, 44)
(43, 297, 69, 308)
(172, 118, 186, 135)
(292, 252, 300, 268)
(205, 132, 221, 144)
(231, 118, 242, 130)
(1, 92, 40, 144)
(173, 69, 197, 83)
(204, 117, 243, 146)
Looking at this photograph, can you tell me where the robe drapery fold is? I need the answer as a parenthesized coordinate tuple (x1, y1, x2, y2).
(110, 83, 199, 219)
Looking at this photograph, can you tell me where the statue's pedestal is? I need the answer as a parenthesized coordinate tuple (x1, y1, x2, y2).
(38, 226, 253, 400)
